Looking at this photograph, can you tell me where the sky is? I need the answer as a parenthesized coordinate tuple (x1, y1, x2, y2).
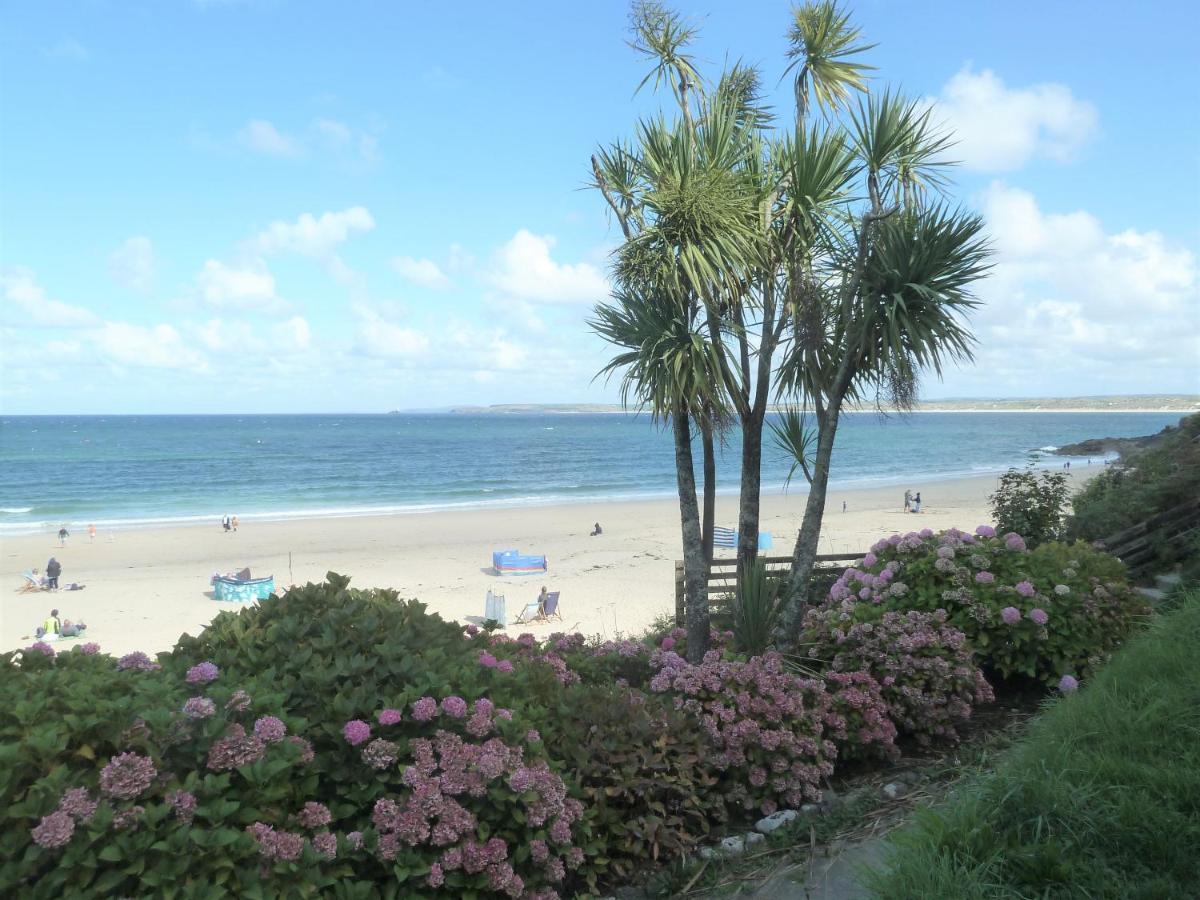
(1, 0, 1198, 414)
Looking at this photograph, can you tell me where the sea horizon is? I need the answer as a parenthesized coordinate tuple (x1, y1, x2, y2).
(0, 410, 1184, 536)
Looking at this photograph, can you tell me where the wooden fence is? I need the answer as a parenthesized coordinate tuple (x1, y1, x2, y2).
(1097, 498, 1200, 577)
(673, 552, 863, 626)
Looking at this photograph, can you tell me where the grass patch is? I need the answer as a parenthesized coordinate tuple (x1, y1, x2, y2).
(866, 590, 1200, 899)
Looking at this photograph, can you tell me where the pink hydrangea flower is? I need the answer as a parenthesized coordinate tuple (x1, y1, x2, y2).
(31, 811, 74, 848)
(1015, 580, 1036, 598)
(168, 790, 197, 822)
(253, 716, 287, 743)
(975, 525, 996, 538)
(377, 708, 403, 725)
(411, 696, 438, 721)
(441, 696, 468, 718)
(183, 696, 216, 719)
(1000, 606, 1021, 625)
(1028, 608, 1049, 625)
(478, 651, 498, 668)
(496, 659, 514, 674)
(343, 719, 371, 746)
(1058, 674, 1079, 693)
(297, 801, 332, 828)
(57, 788, 98, 824)
(79, 642, 100, 655)
(99, 752, 157, 800)
(660, 636, 675, 650)
(185, 661, 219, 684)
(312, 832, 337, 860)
(26, 641, 56, 658)
(975, 571, 996, 584)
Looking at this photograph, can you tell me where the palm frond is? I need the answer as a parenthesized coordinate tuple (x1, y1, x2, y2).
(769, 406, 818, 487)
(783, 1, 875, 117)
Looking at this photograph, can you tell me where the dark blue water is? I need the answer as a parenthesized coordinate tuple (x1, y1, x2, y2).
(0, 412, 1181, 534)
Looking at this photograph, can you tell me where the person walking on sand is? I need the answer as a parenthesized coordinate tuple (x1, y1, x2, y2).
(231, 515, 239, 532)
(904, 489, 912, 512)
(46, 557, 62, 589)
(88, 523, 96, 543)
(912, 492, 922, 514)
(221, 515, 231, 533)
(57, 525, 69, 546)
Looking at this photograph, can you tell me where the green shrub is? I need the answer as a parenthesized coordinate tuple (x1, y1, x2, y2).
(802, 605, 992, 746)
(731, 561, 783, 656)
(989, 466, 1070, 547)
(1067, 413, 1200, 569)
(544, 686, 725, 880)
(832, 528, 1149, 687)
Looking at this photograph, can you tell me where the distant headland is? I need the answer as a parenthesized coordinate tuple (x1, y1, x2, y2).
(447, 395, 1199, 415)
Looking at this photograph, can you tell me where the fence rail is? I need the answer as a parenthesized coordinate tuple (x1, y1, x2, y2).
(1098, 498, 1200, 576)
(674, 552, 862, 626)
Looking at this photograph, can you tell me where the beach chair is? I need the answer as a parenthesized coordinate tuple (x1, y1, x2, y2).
(19, 572, 46, 593)
(541, 591, 562, 622)
(514, 600, 542, 624)
(484, 589, 507, 627)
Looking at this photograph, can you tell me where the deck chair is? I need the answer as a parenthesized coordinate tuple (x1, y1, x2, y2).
(19, 573, 46, 593)
(541, 591, 562, 621)
(514, 600, 542, 624)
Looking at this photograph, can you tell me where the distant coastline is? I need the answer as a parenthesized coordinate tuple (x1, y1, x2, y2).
(448, 395, 1199, 415)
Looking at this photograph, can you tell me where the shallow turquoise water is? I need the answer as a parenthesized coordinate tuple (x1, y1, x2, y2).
(0, 411, 1180, 534)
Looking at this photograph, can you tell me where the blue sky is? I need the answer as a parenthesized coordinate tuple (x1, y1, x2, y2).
(2, 0, 1197, 413)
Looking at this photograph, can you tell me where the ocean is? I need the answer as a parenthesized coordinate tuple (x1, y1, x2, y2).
(0, 412, 1182, 536)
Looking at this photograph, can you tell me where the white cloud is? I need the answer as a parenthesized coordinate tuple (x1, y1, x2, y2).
(109, 237, 155, 292)
(195, 259, 284, 312)
(273, 316, 311, 351)
(94, 322, 209, 371)
(354, 305, 432, 360)
(487, 230, 610, 305)
(0, 268, 99, 328)
(392, 256, 450, 289)
(238, 120, 302, 158)
(955, 183, 1199, 392)
(932, 67, 1098, 171)
(254, 207, 375, 258)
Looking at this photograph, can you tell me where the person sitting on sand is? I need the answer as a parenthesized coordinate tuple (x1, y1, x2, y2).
(590, 522, 603, 536)
(60, 618, 87, 637)
(36, 609, 62, 639)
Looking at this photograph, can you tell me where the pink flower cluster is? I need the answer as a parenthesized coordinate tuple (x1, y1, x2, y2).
(296, 801, 331, 828)
(183, 696, 216, 719)
(57, 787, 98, 824)
(370, 718, 580, 896)
(31, 810, 75, 849)
(377, 707, 403, 725)
(805, 605, 993, 746)
(168, 790, 197, 822)
(26, 641, 55, 658)
(823, 670, 899, 762)
(253, 715, 287, 743)
(246, 822, 306, 862)
(79, 642, 100, 654)
(117, 651, 159, 671)
(207, 723, 266, 771)
(185, 661, 220, 684)
(343, 719, 372, 746)
(99, 752, 157, 800)
(648, 650, 836, 812)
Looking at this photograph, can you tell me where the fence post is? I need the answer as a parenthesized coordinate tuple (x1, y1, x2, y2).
(674, 560, 685, 627)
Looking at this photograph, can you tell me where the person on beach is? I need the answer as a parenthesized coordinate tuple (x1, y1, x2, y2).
(57, 526, 69, 546)
(37, 609, 62, 639)
(537, 586, 549, 615)
(60, 618, 87, 637)
(222, 515, 231, 533)
(231, 515, 239, 532)
(590, 522, 603, 536)
(45, 557, 62, 589)
(88, 523, 96, 543)
(912, 492, 922, 513)
(904, 489, 912, 512)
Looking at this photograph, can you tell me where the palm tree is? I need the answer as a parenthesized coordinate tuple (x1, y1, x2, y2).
(773, 93, 991, 635)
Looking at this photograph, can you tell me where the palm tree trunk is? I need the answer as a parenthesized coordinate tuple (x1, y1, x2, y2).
(673, 405, 710, 662)
(736, 405, 765, 582)
(777, 405, 842, 641)
(701, 416, 716, 564)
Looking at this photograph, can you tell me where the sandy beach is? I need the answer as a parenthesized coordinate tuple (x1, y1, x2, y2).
(1, 468, 1100, 657)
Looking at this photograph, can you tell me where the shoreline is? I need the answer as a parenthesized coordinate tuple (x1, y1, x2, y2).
(2, 468, 1100, 657)
(0, 462, 1106, 538)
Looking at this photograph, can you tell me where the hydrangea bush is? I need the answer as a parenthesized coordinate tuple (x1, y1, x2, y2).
(803, 605, 993, 745)
(826, 528, 1149, 685)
